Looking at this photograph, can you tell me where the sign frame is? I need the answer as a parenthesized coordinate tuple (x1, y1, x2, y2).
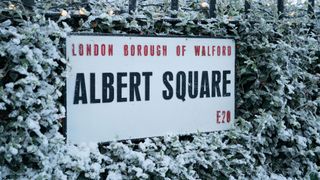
(64, 33, 237, 143)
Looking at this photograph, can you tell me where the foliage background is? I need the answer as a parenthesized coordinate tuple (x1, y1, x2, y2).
(0, 0, 319, 179)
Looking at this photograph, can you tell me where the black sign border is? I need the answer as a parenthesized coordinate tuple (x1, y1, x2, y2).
(63, 33, 237, 144)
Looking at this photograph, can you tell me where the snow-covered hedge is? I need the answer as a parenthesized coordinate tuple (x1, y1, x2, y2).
(0, 0, 319, 179)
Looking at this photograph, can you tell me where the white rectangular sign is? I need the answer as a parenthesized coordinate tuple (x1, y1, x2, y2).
(66, 34, 235, 143)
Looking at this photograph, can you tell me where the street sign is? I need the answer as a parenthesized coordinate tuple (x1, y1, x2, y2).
(66, 34, 235, 143)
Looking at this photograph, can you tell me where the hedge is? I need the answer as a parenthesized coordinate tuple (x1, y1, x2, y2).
(0, 0, 319, 179)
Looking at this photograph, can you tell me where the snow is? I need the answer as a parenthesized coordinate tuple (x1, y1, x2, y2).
(107, 171, 123, 180)
(9, 147, 18, 155)
(0, 0, 319, 179)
